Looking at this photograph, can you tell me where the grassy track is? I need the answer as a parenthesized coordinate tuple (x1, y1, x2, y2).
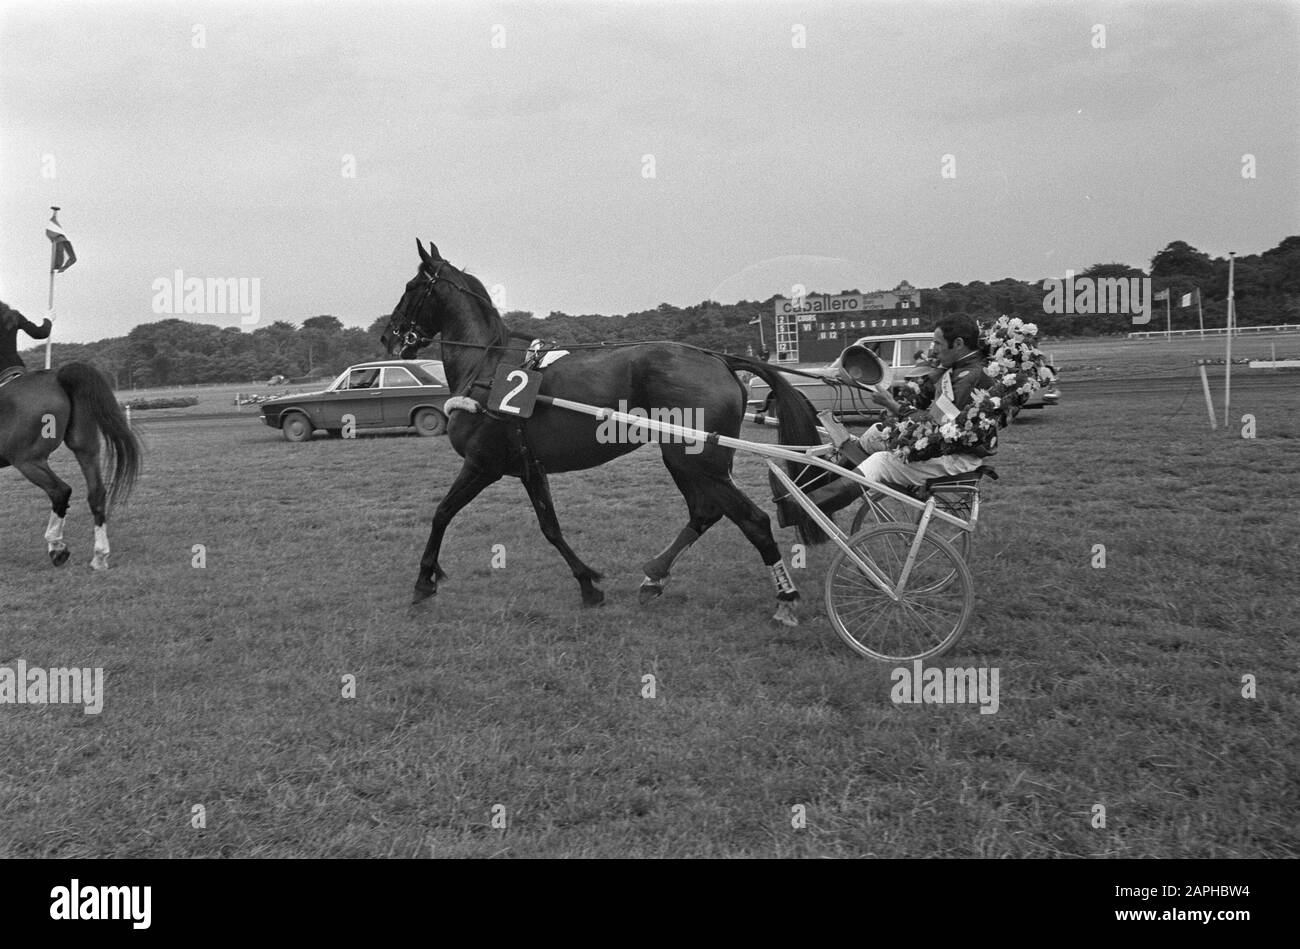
(1, 367, 1297, 857)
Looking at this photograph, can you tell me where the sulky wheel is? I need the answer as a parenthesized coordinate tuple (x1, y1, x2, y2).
(824, 523, 974, 662)
(851, 490, 972, 565)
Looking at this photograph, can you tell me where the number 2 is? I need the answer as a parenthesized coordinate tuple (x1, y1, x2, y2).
(497, 370, 529, 414)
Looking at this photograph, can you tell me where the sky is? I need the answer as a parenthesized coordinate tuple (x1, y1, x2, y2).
(1, 0, 1297, 343)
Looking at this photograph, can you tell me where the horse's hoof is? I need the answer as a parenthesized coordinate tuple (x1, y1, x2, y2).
(638, 580, 664, 605)
(411, 583, 437, 606)
(771, 602, 799, 627)
(49, 548, 70, 567)
(582, 588, 606, 608)
(90, 557, 109, 571)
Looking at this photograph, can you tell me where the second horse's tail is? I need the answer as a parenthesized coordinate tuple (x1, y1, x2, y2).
(57, 362, 142, 508)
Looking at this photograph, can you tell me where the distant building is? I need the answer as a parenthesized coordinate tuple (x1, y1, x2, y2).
(773, 281, 922, 364)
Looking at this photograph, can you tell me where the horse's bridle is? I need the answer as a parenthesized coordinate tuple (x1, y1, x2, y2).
(395, 260, 501, 353)
(393, 259, 515, 401)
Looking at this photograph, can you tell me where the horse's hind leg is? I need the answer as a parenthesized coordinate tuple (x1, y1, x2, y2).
(70, 441, 111, 570)
(520, 464, 605, 607)
(639, 452, 724, 603)
(15, 459, 74, 567)
(704, 475, 802, 627)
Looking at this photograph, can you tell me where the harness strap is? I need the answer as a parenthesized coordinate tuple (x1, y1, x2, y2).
(515, 417, 544, 483)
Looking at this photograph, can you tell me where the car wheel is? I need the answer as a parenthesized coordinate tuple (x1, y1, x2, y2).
(413, 407, 447, 437)
(281, 412, 314, 442)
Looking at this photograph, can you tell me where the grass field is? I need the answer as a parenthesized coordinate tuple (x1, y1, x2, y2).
(1, 349, 1298, 857)
(1042, 331, 1300, 381)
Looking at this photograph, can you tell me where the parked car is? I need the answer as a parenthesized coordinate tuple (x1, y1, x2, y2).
(259, 359, 452, 441)
(747, 332, 935, 420)
(746, 331, 1060, 419)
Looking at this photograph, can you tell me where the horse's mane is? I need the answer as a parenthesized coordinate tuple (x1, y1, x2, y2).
(458, 269, 499, 317)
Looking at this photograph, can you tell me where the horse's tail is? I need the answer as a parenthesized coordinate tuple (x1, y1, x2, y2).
(719, 353, 829, 546)
(57, 362, 142, 507)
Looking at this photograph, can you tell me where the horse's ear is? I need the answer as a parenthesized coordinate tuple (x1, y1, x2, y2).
(416, 238, 430, 265)
(426, 240, 442, 261)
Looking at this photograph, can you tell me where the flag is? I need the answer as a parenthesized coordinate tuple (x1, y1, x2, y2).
(46, 209, 76, 273)
(1181, 292, 1193, 307)
(1153, 289, 1169, 302)
(748, 317, 761, 325)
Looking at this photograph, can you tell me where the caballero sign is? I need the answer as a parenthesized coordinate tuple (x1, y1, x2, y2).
(775, 293, 867, 321)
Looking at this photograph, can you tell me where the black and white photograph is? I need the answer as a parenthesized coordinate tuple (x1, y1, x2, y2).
(0, 0, 1295, 904)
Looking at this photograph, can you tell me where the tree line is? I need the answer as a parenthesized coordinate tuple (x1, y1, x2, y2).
(30, 237, 1299, 387)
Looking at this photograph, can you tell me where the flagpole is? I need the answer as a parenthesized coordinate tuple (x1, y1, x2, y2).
(1198, 362, 1217, 430)
(1197, 287, 1204, 339)
(1223, 253, 1234, 428)
(45, 206, 60, 370)
(1165, 289, 1171, 340)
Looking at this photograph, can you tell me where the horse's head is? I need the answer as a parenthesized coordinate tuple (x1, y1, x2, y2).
(381, 239, 448, 359)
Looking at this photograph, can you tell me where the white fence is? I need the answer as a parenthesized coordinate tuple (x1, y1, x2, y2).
(1129, 324, 1300, 339)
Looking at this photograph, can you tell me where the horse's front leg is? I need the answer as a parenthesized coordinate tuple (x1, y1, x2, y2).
(520, 465, 605, 607)
(413, 460, 502, 604)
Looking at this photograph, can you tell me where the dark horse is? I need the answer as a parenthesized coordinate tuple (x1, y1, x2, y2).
(0, 364, 141, 568)
(380, 240, 828, 625)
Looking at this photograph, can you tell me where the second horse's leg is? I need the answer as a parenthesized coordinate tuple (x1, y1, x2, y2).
(69, 430, 111, 570)
(16, 459, 73, 567)
(520, 464, 606, 607)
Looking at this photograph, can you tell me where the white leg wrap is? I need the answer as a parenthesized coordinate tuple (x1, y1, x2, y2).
(769, 560, 797, 596)
(91, 524, 110, 570)
(45, 513, 66, 552)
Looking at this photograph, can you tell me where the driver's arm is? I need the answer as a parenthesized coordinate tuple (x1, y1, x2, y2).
(869, 390, 903, 416)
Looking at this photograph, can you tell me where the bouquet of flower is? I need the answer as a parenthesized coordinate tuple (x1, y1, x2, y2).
(881, 316, 1057, 463)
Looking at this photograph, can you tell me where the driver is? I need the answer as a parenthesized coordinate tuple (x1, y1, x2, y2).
(810, 315, 996, 512)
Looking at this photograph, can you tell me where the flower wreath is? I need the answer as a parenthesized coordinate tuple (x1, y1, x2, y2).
(880, 316, 1058, 463)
